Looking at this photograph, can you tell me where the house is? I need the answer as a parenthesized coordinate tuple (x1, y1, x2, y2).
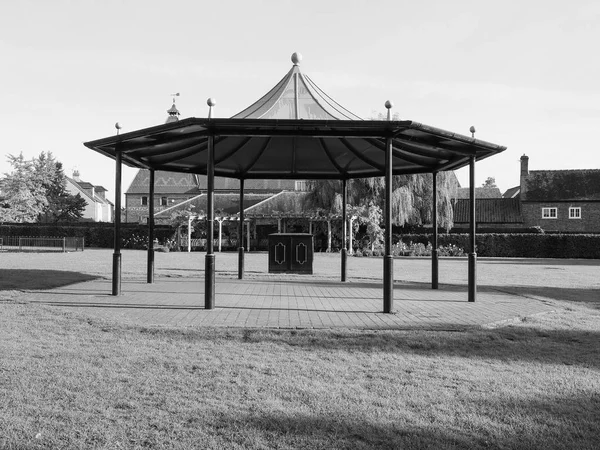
(125, 170, 304, 223)
(65, 171, 114, 222)
(518, 154, 600, 232)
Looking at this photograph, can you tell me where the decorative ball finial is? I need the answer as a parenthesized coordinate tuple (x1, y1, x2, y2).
(115, 122, 122, 130)
(385, 100, 394, 109)
(291, 52, 302, 65)
(469, 125, 476, 137)
(207, 98, 216, 107)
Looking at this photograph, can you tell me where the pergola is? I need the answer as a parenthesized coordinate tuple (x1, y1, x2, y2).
(84, 53, 506, 312)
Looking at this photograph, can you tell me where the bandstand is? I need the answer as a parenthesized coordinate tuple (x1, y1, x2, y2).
(84, 53, 506, 313)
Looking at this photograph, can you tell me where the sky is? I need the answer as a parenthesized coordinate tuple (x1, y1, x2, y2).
(2, 0, 599, 203)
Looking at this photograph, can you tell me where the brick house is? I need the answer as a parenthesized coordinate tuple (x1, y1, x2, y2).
(124, 169, 301, 223)
(519, 155, 600, 232)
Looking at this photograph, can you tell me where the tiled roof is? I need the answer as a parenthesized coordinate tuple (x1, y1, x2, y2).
(453, 198, 522, 223)
(503, 186, 520, 199)
(126, 169, 298, 194)
(126, 170, 199, 195)
(195, 176, 297, 192)
(454, 187, 502, 199)
(523, 170, 600, 201)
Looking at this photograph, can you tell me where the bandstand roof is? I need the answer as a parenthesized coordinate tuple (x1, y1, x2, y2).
(84, 54, 506, 180)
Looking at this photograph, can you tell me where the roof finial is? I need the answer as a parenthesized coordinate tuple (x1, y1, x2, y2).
(166, 93, 181, 123)
(207, 98, 216, 119)
(385, 100, 394, 121)
(115, 122, 122, 135)
(291, 52, 302, 66)
(469, 125, 476, 138)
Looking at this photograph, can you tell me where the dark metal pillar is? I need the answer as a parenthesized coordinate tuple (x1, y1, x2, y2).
(432, 171, 439, 289)
(147, 169, 155, 283)
(383, 136, 394, 313)
(468, 156, 477, 302)
(238, 179, 245, 279)
(341, 178, 347, 282)
(112, 144, 122, 296)
(205, 135, 215, 309)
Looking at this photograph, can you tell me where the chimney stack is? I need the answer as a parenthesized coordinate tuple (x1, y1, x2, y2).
(73, 170, 81, 182)
(520, 154, 529, 198)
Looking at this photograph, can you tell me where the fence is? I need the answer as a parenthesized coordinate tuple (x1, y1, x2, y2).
(0, 236, 85, 252)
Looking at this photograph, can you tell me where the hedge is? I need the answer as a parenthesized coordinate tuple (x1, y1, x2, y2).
(0, 223, 175, 250)
(396, 233, 600, 259)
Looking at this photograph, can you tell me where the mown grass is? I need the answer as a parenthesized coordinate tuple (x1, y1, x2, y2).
(1, 296, 599, 449)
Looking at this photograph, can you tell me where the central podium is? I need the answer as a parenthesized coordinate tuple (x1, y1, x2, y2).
(268, 233, 314, 274)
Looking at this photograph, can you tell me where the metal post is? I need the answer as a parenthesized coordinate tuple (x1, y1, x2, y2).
(147, 169, 155, 283)
(205, 134, 215, 309)
(188, 216, 193, 253)
(238, 179, 245, 279)
(341, 179, 347, 282)
(62, 237, 66, 253)
(246, 220, 250, 252)
(383, 101, 394, 313)
(217, 218, 223, 252)
(432, 171, 439, 289)
(468, 156, 477, 302)
(112, 143, 122, 296)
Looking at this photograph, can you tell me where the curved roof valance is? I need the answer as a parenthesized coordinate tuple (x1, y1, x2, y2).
(84, 54, 506, 180)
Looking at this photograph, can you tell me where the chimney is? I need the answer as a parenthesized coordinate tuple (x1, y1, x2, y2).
(520, 154, 529, 198)
(73, 170, 80, 182)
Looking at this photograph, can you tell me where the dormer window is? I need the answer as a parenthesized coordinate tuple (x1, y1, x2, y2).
(569, 207, 581, 219)
(542, 207, 557, 219)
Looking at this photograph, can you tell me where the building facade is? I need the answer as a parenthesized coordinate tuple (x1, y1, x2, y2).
(65, 171, 113, 222)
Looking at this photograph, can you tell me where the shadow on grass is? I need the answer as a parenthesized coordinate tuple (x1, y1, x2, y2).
(136, 324, 600, 370)
(225, 391, 599, 449)
(484, 284, 600, 309)
(0, 269, 99, 291)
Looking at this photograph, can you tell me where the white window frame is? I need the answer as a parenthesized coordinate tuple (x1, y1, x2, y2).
(541, 207, 557, 219)
(569, 207, 581, 219)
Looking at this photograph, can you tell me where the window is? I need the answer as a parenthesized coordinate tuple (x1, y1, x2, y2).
(569, 207, 581, 219)
(161, 197, 168, 206)
(542, 207, 557, 219)
(141, 196, 148, 206)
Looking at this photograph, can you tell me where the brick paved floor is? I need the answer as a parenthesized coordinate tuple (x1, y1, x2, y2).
(24, 274, 556, 330)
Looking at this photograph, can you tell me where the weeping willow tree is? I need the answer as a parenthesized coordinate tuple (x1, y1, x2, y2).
(305, 171, 458, 231)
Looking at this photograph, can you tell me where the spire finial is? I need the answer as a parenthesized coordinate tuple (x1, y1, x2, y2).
(469, 125, 476, 138)
(291, 52, 302, 65)
(207, 98, 216, 119)
(385, 100, 394, 121)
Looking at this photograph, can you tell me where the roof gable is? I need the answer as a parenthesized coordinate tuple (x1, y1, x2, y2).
(524, 170, 600, 201)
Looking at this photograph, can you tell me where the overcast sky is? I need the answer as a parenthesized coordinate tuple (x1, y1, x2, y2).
(2, 0, 599, 202)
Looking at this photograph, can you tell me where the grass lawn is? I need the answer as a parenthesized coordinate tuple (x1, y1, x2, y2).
(0, 251, 599, 449)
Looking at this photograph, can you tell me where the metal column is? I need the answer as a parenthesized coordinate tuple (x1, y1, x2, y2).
(238, 179, 245, 279)
(341, 179, 347, 282)
(383, 135, 394, 313)
(112, 144, 122, 296)
(468, 156, 477, 302)
(205, 135, 215, 309)
(147, 169, 155, 283)
(432, 172, 438, 289)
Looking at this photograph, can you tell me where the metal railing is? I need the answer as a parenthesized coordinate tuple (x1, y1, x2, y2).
(0, 236, 85, 252)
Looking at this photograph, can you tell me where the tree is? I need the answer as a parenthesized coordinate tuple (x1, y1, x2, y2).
(34, 152, 87, 222)
(0, 153, 48, 222)
(306, 171, 458, 232)
(0, 152, 87, 223)
(482, 177, 497, 188)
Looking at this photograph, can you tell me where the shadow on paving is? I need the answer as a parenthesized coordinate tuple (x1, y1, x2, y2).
(221, 391, 598, 449)
(0, 269, 99, 291)
(481, 258, 600, 266)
